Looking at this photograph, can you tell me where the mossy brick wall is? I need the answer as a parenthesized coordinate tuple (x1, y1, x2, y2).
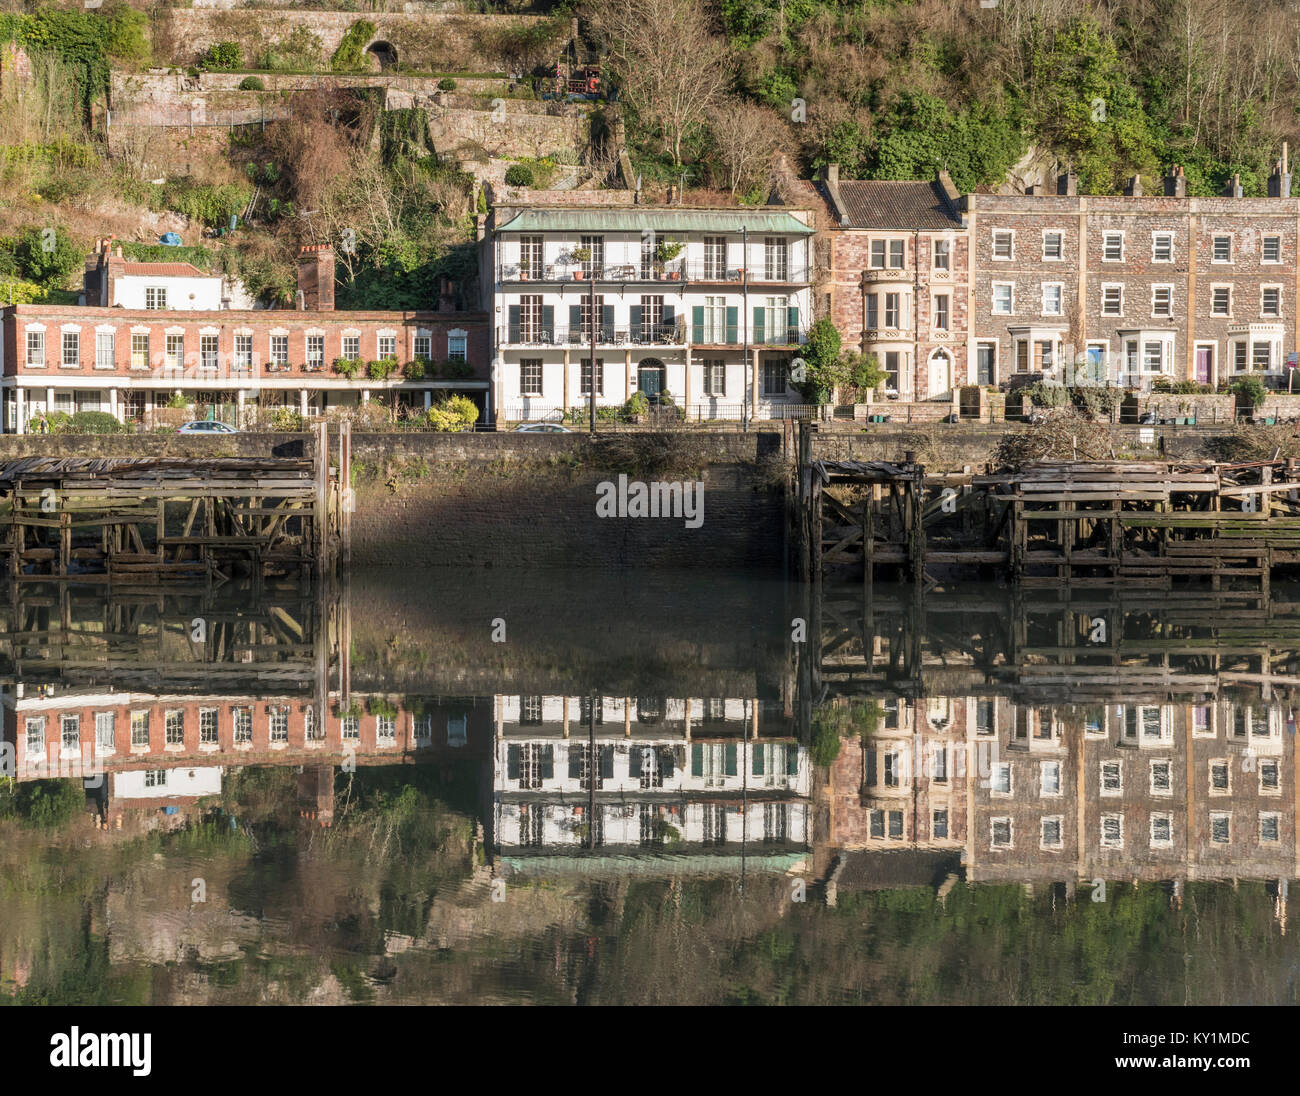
(156, 10, 560, 73)
(347, 432, 788, 571)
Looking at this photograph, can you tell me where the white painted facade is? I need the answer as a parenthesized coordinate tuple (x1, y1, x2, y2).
(112, 272, 224, 311)
(113, 765, 224, 799)
(485, 206, 816, 422)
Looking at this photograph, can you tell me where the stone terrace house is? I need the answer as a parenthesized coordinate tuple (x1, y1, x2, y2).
(815, 168, 971, 400)
(962, 164, 1300, 391)
(480, 196, 816, 421)
(0, 239, 490, 432)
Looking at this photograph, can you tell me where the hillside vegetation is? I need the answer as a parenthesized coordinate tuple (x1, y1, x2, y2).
(0, 0, 1296, 309)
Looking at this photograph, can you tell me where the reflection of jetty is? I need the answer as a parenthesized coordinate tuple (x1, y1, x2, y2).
(811, 585, 1300, 707)
(0, 428, 344, 583)
(796, 449, 1300, 594)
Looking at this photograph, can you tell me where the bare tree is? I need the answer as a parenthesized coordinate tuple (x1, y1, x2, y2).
(710, 97, 779, 195)
(586, 0, 733, 167)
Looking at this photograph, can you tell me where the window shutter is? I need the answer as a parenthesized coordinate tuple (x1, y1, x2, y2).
(787, 305, 799, 341)
(601, 305, 614, 341)
(753, 747, 765, 776)
(600, 746, 614, 779)
(508, 305, 521, 342)
(725, 307, 738, 344)
(507, 744, 520, 780)
(629, 304, 642, 331)
(541, 306, 554, 338)
(866, 748, 876, 786)
(539, 744, 553, 780)
(691, 743, 703, 776)
(629, 745, 642, 777)
(569, 304, 582, 331)
(724, 743, 737, 776)
(692, 306, 704, 343)
(786, 746, 799, 776)
(753, 307, 765, 344)
(661, 304, 675, 338)
(661, 748, 674, 779)
(568, 745, 583, 779)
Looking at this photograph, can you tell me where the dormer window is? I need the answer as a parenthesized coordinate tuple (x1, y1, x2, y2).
(145, 287, 167, 310)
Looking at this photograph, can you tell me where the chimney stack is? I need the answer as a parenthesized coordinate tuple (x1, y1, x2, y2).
(1224, 173, 1243, 198)
(824, 163, 849, 224)
(1025, 183, 1039, 196)
(1124, 175, 1143, 197)
(1163, 164, 1186, 198)
(1268, 144, 1292, 198)
(1057, 172, 1078, 196)
(296, 244, 335, 311)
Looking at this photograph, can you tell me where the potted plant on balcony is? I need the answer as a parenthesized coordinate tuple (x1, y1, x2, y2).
(655, 239, 683, 279)
(570, 246, 591, 279)
(333, 357, 361, 379)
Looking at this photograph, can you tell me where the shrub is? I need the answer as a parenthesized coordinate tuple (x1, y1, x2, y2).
(437, 77, 457, 91)
(58, 411, 129, 435)
(270, 407, 305, 431)
(426, 395, 479, 432)
(15, 226, 81, 289)
(622, 391, 650, 420)
(202, 42, 241, 70)
(238, 76, 265, 91)
(1023, 381, 1070, 408)
(504, 163, 534, 187)
(1069, 385, 1121, 420)
(1230, 375, 1268, 408)
(403, 360, 427, 380)
(333, 358, 361, 378)
(331, 20, 377, 73)
(366, 358, 399, 381)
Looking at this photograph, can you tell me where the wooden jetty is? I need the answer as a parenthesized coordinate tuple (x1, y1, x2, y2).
(797, 452, 1300, 594)
(0, 424, 344, 583)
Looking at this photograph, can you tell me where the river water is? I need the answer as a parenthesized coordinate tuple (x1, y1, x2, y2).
(2, 569, 1299, 1005)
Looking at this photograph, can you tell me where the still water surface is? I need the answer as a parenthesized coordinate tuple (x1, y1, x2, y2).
(3, 569, 1300, 1005)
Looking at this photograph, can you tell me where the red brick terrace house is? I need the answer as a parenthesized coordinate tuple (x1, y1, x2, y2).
(0, 239, 491, 432)
(814, 167, 971, 400)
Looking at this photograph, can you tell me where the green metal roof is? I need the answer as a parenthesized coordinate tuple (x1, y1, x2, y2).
(502, 851, 808, 877)
(496, 208, 814, 235)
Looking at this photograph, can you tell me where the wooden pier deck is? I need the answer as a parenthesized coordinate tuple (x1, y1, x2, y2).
(0, 425, 342, 583)
(796, 449, 1300, 594)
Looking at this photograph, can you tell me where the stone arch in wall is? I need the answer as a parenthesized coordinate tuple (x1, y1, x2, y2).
(366, 41, 398, 71)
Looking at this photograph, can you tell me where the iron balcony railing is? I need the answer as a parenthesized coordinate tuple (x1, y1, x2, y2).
(501, 322, 687, 348)
(502, 260, 810, 284)
(500, 322, 808, 349)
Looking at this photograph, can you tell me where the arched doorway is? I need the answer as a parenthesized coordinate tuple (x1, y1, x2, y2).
(366, 41, 397, 71)
(637, 358, 665, 401)
(927, 349, 953, 400)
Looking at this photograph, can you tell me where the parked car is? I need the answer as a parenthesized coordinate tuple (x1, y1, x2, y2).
(514, 423, 570, 433)
(177, 421, 240, 434)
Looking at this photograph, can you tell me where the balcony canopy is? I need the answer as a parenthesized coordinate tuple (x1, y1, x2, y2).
(496, 208, 814, 235)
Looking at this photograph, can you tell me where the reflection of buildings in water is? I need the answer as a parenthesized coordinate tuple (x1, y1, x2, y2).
(493, 695, 811, 872)
(830, 692, 1298, 891)
(1, 683, 495, 827)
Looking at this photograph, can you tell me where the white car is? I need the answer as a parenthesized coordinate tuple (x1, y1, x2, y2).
(177, 421, 240, 434)
(514, 423, 570, 433)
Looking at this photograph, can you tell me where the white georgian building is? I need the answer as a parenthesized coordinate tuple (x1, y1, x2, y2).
(482, 203, 816, 421)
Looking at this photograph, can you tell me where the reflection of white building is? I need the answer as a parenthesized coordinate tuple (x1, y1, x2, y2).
(482, 203, 815, 422)
(492, 695, 811, 868)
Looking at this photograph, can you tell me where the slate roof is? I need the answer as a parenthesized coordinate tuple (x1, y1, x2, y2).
(832, 179, 963, 230)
